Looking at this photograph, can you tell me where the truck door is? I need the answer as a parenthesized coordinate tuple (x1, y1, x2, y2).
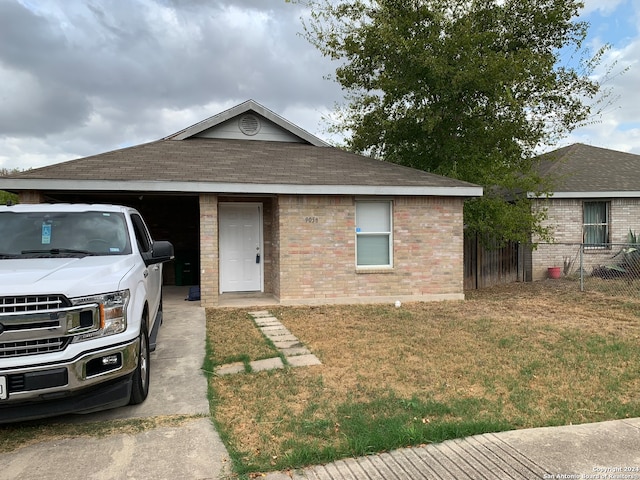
(130, 213, 162, 319)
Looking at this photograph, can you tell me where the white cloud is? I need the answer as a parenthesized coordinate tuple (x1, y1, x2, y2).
(581, 0, 629, 16)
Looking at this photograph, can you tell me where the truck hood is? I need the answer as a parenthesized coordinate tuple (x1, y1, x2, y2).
(0, 256, 137, 298)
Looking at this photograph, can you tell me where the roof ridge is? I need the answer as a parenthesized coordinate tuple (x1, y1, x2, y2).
(162, 100, 330, 147)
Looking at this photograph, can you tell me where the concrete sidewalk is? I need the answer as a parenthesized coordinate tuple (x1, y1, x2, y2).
(0, 287, 231, 480)
(265, 418, 640, 479)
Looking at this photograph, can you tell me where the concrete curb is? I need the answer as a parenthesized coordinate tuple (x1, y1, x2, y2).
(264, 418, 640, 479)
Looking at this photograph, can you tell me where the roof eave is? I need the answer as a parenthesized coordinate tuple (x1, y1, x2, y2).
(0, 179, 482, 197)
(528, 191, 640, 199)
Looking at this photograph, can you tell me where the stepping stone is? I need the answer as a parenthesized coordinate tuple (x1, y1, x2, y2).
(254, 317, 281, 327)
(260, 325, 289, 333)
(281, 347, 311, 357)
(266, 334, 298, 343)
(248, 311, 272, 318)
(215, 362, 245, 376)
(262, 329, 292, 339)
(272, 340, 303, 349)
(250, 357, 284, 372)
(287, 354, 322, 367)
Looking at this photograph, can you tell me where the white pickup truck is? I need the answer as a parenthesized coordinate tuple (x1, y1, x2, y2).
(0, 203, 174, 423)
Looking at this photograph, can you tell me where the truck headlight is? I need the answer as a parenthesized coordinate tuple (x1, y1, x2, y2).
(71, 290, 129, 341)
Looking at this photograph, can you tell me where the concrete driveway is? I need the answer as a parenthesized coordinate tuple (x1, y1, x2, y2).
(0, 287, 231, 480)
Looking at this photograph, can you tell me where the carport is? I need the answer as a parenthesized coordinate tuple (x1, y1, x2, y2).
(22, 192, 201, 287)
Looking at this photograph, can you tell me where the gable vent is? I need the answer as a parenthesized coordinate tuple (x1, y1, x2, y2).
(238, 114, 261, 136)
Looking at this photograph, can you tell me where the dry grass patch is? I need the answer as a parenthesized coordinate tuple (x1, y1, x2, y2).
(206, 308, 279, 367)
(0, 415, 203, 453)
(206, 281, 640, 474)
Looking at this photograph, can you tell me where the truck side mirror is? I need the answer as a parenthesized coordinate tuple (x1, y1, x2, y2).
(144, 241, 174, 266)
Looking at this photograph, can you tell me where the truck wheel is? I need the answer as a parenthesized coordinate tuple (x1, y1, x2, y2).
(129, 322, 150, 405)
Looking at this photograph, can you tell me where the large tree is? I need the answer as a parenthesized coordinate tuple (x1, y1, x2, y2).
(301, 0, 609, 244)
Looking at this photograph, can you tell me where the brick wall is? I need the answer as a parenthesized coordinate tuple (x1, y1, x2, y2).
(271, 196, 281, 299)
(276, 195, 465, 304)
(199, 194, 218, 306)
(532, 198, 640, 280)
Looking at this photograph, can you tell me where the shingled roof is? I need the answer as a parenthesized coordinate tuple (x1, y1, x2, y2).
(1, 100, 481, 197)
(535, 143, 640, 198)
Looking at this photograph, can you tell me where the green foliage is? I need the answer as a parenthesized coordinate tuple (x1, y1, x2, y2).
(0, 167, 20, 205)
(302, 0, 610, 244)
(606, 229, 640, 277)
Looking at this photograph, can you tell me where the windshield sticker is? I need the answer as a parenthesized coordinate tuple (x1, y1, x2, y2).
(41, 223, 52, 245)
(109, 247, 120, 253)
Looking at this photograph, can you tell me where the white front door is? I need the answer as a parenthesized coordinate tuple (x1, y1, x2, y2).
(219, 203, 263, 293)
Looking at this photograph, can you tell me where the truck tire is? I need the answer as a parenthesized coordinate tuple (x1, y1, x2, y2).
(129, 321, 150, 405)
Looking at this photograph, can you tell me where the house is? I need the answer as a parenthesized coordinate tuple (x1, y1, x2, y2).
(1, 100, 482, 306)
(529, 143, 640, 280)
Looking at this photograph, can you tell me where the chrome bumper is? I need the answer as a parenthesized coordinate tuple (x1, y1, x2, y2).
(0, 339, 138, 403)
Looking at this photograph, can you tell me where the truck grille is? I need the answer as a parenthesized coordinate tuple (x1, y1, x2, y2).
(0, 295, 70, 314)
(0, 295, 73, 357)
(0, 337, 71, 358)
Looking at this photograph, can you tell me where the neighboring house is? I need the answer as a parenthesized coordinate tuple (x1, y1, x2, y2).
(0, 100, 481, 306)
(529, 143, 640, 280)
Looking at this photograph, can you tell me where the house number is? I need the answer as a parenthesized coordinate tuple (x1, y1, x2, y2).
(304, 216, 319, 223)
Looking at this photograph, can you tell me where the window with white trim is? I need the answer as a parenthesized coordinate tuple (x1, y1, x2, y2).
(583, 201, 609, 248)
(356, 201, 392, 267)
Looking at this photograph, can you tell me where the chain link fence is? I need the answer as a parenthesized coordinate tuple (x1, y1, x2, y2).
(554, 243, 640, 298)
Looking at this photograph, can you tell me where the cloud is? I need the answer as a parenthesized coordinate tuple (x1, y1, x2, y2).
(582, 0, 627, 16)
(561, 1, 640, 154)
(0, 0, 342, 169)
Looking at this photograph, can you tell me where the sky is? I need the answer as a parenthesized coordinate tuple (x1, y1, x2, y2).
(0, 0, 639, 171)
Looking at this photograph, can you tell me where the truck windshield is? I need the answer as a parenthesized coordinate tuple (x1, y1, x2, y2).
(0, 211, 132, 257)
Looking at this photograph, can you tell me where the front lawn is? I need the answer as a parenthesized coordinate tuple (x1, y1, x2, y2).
(206, 281, 640, 476)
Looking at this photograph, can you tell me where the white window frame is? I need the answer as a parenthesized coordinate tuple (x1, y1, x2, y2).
(583, 200, 610, 249)
(355, 200, 393, 268)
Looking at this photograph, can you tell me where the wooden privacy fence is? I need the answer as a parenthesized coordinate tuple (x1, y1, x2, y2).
(464, 233, 521, 289)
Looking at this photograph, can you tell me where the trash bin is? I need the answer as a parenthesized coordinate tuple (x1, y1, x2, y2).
(175, 257, 195, 286)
